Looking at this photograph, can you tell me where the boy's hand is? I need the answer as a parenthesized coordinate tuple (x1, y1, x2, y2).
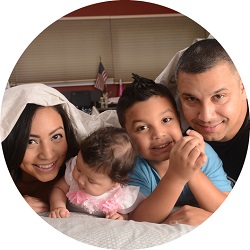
(168, 131, 207, 183)
(185, 129, 206, 151)
(49, 207, 70, 218)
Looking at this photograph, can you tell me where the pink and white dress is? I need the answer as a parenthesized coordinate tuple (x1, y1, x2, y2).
(64, 156, 144, 217)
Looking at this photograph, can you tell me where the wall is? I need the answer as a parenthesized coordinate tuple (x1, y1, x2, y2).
(64, 1, 178, 17)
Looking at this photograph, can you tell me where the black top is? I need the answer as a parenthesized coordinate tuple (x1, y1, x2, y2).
(186, 108, 250, 185)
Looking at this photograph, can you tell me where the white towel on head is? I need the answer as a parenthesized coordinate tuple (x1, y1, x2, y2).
(0, 83, 120, 142)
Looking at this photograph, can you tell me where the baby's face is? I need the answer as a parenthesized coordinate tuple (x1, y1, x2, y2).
(72, 152, 118, 196)
(124, 96, 183, 163)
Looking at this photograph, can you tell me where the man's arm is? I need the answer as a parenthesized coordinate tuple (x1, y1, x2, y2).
(163, 205, 212, 226)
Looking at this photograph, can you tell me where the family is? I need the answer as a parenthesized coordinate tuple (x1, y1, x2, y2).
(1, 38, 249, 226)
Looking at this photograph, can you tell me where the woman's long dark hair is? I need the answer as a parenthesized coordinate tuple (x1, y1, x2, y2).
(2, 104, 79, 183)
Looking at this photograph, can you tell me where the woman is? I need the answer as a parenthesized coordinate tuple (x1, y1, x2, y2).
(1, 83, 119, 213)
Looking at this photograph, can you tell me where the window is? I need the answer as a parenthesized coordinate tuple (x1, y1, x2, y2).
(8, 15, 207, 86)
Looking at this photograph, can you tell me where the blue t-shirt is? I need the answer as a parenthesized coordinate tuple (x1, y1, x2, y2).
(129, 143, 232, 206)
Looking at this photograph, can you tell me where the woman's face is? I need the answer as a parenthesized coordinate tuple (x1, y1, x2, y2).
(20, 107, 68, 182)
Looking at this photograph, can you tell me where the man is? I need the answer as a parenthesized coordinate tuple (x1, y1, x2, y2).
(156, 38, 249, 225)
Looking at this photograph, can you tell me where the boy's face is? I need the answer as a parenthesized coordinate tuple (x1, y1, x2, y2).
(124, 96, 183, 162)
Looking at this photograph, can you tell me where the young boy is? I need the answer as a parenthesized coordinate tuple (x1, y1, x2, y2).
(116, 74, 232, 223)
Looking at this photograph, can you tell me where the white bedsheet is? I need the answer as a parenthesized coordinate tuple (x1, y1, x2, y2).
(41, 212, 195, 249)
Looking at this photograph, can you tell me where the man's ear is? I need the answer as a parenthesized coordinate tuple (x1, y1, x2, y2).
(240, 82, 247, 100)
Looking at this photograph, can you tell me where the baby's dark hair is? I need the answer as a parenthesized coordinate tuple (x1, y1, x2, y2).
(116, 73, 178, 128)
(80, 126, 137, 185)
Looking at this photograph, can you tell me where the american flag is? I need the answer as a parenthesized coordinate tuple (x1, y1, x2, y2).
(94, 62, 108, 91)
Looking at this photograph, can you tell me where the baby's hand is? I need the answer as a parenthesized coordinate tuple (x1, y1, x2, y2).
(106, 212, 128, 220)
(49, 207, 70, 218)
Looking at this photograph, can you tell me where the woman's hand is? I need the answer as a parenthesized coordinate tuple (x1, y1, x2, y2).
(23, 195, 49, 213)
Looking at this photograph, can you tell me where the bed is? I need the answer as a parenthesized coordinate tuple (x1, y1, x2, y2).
(1, 84, 195, 249)
(37, 104, 195, 249)
(40, 211, 195, 249)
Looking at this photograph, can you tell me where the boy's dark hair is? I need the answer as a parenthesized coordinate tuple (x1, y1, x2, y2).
(80, 126, 137, 185)
(175, 39, 236, 81)
(116, 73, 178, 128)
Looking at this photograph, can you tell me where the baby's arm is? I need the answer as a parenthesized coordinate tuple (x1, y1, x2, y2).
(49, 177, 70, 218)
(131, 134, 207, 223)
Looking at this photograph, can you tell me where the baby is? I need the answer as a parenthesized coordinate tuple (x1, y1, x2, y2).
(49, 126, 144, 220)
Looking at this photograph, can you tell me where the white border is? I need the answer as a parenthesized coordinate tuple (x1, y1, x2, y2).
(1, 1, 249, 250)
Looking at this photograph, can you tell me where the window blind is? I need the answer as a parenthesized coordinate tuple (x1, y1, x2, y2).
(8, 15, 208, 85)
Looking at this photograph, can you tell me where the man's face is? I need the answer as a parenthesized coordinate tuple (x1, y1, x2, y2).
(177, 62, 247, 142)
